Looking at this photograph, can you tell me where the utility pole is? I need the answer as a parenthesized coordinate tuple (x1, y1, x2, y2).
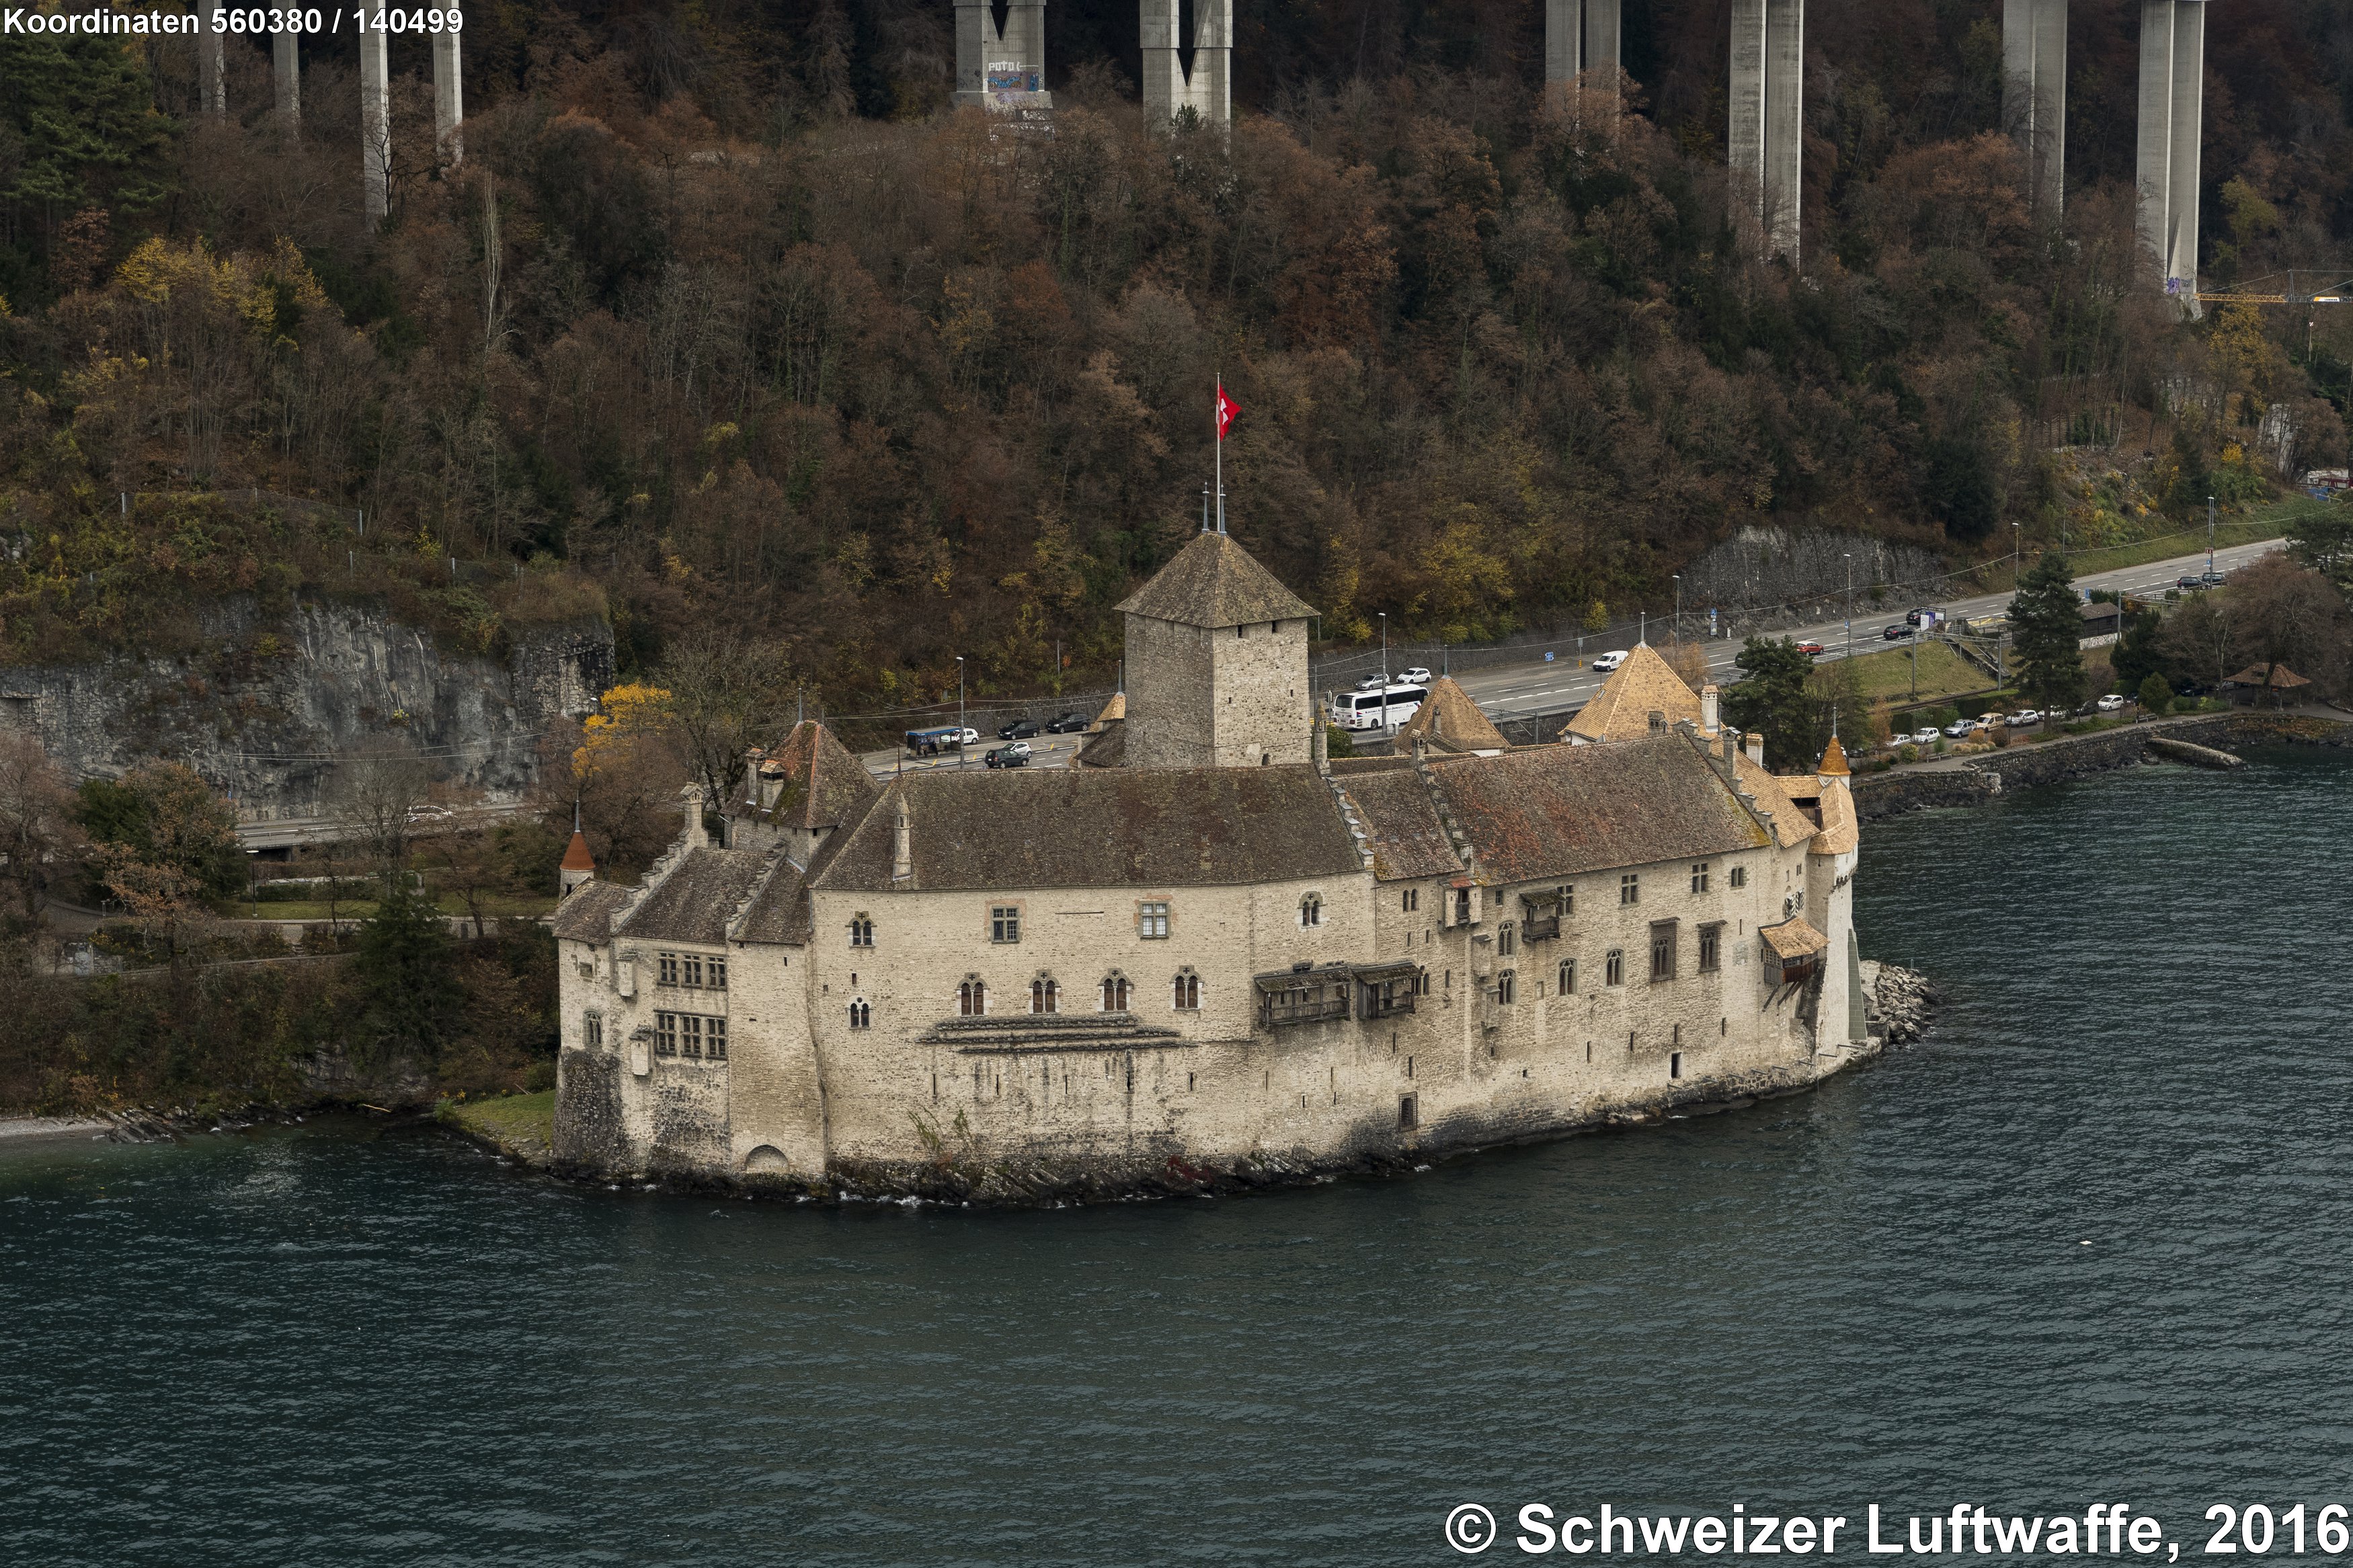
(1843, 553, 1853, 663)
(2206, 493, 2217, 577)
(1673, 575, 1682, 643)
(956, 655, 967, 770)
(1378, 612, 1389, 734)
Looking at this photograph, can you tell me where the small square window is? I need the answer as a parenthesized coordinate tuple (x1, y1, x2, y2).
(1691, 862, 1710, 894)
(682, 953, 703, 988)
(657, 953, 679, 987)
(655, 1012, 678, 1056)
(1620, 874, 1640, 906)
(705, 1017, 728, 1061)
(1730, 866, 1748, 889)
(990, 905, 1021, 943)
(680, 1014, 703, 1059)
(1138, 901, 1170, 939)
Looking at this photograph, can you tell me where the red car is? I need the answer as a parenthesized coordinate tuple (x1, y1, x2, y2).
(1796, 641, 1826, 656)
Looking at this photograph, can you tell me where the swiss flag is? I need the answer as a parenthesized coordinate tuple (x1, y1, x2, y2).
(1216, 382, 1238, 442)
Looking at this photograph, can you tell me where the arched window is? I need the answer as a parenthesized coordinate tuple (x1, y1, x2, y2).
(847, 999, 871, 1030)
(1299, 893, 1324, 928)
(849, 915, 873, 947)
(1030, 977, 1059, 1015)
(1497, 970, 1517, 1005)
(1101, 972, 1131, 1012)
(1558, 958, 1577, 995)
(959, 978, 986, 1016)
(1172, 970, 1201, 1011)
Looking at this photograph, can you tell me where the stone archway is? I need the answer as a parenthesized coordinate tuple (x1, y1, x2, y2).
(744, 1145, 791, 1175)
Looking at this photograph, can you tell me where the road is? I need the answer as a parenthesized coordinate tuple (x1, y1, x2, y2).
(848, 539, 2284, 774)
(234, 799, 534, 851)
(1450, 539, 2284, 727)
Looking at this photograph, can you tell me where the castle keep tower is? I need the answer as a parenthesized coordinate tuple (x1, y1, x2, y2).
(1116, 532, 1316, 770)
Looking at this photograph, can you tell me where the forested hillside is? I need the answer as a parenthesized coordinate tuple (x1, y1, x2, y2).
(3, 0, 2350, 708)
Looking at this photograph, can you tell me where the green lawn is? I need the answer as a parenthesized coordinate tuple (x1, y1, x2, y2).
(2062, 516, 2286, 577)
(1838, 641, 1998, 705)
(436, 1089, 556, 1165)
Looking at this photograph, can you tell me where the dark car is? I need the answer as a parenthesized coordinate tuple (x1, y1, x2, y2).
(1043, 712, 1090, 734)
(2200, 571, 2228, 587)
(983, 743, 1031, 769)
(1905, 607, 1936, 626)
(1882, 624, 1915, 641)
(997, 718, 1041, 741)
(2176, 575, 2202, 590)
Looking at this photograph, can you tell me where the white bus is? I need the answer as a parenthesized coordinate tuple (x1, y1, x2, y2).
(1328, 683, 1429, 732)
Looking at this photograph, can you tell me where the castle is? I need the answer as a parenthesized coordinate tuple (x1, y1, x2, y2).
(550, 528, 1868, 1196)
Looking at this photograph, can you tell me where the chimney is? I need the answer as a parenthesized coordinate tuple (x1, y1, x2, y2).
(1721, 726, 1739, 764)
(892, 799, 913, 882)
(1700, 684, 1720, 735)
(1648, 710, 1666, 735)
(680, 783, 708, 850)
(1745, 733, 1764, 766)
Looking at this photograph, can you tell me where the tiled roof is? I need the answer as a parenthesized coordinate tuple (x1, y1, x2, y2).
(559, 830, 596, 872)
(549, 880, 631, 943)
(1760, 916, 1829, 959)
(1396, 676, 1510, 753)
(1113, 531, 1317, 628)
(1810, 777, 1858, 856)
(612, 848, 774, 946)
(733, 720, 879, 831)
(1817, 734, 1851, 777)
(1334, 766, 1466, 881)
(1092, 692, 1126, 728)
(1730, 750, 1814, 849)
(2224, 663, 2310, 688)
(733, 858, 813, 944)
(1561, 645, 1703, 743)
(1422, 735, 1769, 883)
(809, 766, 1362, 892)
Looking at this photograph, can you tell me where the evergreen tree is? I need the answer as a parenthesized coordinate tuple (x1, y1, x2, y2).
(2109, 603, 2167, 694)
(1722, 636, 1820, 770)
(354, 880, 460, 1064)
(2010, 553, 2088, 712)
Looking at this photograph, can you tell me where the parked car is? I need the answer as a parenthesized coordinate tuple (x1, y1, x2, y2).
(2200, 571, 2228, 587)
(984, 743, 1031, 768)
(1882, 624, 1915, 641)
(1979, 712, 2009, 728)
(2009, 709, 2043, 727)
(1905, 606, 1937, 626)
(2097, 694, 2127, 712)
(2176, 575, 2204, 590)
(997, 718, 1041, 741)
(1043, 712, 1090, 734)
(1591, 650, 1630, 672)
(1401, 666, 1433, 684)
(1910, 727, 1942, 745)
(1357, 673, 1388, 690)
(1796, 641, 1826, 657)
(1944, 718, 1979, 738)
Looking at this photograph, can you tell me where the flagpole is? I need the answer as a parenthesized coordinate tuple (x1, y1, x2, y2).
(1214, 377, 1226, 535)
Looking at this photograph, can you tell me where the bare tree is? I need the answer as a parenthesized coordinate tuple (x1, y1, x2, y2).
(327, 744, 437, 895)
(656, 628, 793, 810)
(0, 733, 81, 926)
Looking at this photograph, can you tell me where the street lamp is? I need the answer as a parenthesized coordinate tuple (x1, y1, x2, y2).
(955, 655, 966, 770)
(1378, 612, 1389, 733)
(1673, 575, 1681, 643)
(2206, 494, 2217, 577)
(1843, 553, 1853, 663)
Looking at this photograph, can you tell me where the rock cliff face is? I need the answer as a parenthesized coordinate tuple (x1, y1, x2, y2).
(0, 596, 612, 815)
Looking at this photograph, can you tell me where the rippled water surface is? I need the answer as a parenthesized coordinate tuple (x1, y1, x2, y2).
(5, 749, 2352, 1567)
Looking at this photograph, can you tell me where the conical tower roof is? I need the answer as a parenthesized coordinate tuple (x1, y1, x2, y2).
(1817, 733, 1851, 777)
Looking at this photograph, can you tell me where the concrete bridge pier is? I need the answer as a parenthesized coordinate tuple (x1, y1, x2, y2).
(1141, 0, 1230, 127)
(1728, 0, 1802, 263)
(955, 0, 1051, 110)
(198, 19, 225, 117)
(2003, 0, 2066, 217)
(360, 27, 391, 220)
(434, 13, 465, 163)
(2136, 0, 2204, 313)
(1544, 0, 1620, 104)
(272, 31, 300, 125)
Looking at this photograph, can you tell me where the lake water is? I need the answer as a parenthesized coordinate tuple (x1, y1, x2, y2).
(5, 749, 2352, 1567)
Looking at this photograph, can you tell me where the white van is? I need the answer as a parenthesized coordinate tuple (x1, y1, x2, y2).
(1328, 683, 1429, 732)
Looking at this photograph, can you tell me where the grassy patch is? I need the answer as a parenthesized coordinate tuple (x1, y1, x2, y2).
(436, 1089, 557, 1164)
(1843, 641, 1997, 705)
(2062, 515, 2287, 577)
